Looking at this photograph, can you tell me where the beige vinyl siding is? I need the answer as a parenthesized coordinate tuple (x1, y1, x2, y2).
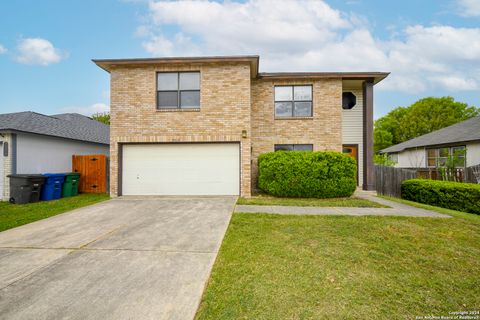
(342, 88, 363, 186)
(395, 148, 426, 168)
(395, 143, 480, 168)
(466, 142, 480, 167)
(16, 132, 108, 174)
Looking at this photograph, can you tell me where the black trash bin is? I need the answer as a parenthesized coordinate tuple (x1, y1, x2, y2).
(8, 174, 46, 204)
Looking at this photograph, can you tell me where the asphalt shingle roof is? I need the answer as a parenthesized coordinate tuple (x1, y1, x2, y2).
(381, 116, 480, 153)
(0, 111, 109, 145)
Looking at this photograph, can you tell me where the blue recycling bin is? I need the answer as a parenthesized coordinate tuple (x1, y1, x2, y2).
(40, 173, 66, 201)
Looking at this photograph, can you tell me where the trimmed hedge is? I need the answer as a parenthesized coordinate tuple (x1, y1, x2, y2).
(401, 179, 480, 214)
(258, 151, 357, 198)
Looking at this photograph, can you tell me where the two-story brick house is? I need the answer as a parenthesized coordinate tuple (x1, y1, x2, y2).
(94, 55, 388, 197)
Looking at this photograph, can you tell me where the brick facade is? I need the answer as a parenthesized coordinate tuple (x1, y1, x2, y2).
(109, 62, 252, 196)
(0, 133, 13, 201)
(108, 61, 349, 197)
(251, 78, 343, 190)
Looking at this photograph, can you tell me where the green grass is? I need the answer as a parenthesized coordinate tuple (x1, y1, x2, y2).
(237, 195, 387, 208)
(378, 195, 479, 221)
(196, 208, 480, 319)
(0, 193, 110, 232)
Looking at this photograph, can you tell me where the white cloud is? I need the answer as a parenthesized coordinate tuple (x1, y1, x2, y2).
(0, 44, 7, 54)
(140, 0, 480, 93)
(428, 75, 478, 91)
(457, 0, 480, 17)
(62, 103, 110, 116)
(378, 25, 480, 92)
(135, 25, 151, 37)
(15, 38, 65, 66)
(144, 0, 350, 55)
(143, 34, 174, 55)
(143, 33, 200, 56)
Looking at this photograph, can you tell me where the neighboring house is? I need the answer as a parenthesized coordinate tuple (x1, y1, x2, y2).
(94, 55, 388, 197)
(0, 112, 109, 200)
(381, 116, 480, 168)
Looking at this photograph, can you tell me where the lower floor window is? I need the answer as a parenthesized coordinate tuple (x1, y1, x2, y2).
(274, 144, 313, 152)
(427, 146, 466, 168)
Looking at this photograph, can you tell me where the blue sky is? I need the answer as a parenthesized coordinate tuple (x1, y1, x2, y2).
(0, 0, 479, 118)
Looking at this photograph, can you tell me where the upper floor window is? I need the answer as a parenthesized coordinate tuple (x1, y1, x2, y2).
(427, 146, 466, 168)
(274, 85, 312, 117)
(157, 72, 200, 109)
(274, 144, 313, 152)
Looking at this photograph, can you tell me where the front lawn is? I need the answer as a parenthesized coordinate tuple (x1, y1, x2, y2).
(237, 195, 387, 208)
(0, 193, 110, 232)
(379, 195, 480, 222)
(196, 209, 480, 319)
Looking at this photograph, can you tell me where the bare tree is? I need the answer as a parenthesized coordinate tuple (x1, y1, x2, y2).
(472, 165, 480, 183)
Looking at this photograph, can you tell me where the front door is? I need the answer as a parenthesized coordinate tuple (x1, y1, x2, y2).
(342, 144, 358, 184)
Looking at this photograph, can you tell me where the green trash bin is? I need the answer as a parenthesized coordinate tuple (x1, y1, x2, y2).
(62, 172, 81, 197)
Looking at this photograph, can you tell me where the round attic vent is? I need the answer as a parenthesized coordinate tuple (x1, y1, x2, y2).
(342, 92, 356, 110)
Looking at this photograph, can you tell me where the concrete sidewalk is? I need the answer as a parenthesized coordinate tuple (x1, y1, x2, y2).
(235, 192, 450, 218)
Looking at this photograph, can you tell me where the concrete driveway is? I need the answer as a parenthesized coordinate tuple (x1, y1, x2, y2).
(0, 196, 236, 320)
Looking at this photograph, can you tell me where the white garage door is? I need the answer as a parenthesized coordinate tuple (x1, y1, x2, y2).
(122, 143, 240, 196)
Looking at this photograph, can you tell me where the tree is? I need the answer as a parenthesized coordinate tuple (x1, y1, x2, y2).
(439, 148, 466, 182)
(374, 97, 479, 153)
(92, 112, 110, 125)
(374, 153, 396, 167)
(374, 129, 393, 154)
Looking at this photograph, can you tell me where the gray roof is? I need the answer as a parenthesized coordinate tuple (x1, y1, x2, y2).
(0, 111, 109, 145)
(381, 116, 480, 153)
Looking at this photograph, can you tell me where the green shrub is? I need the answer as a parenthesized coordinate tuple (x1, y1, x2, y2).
(401, 179, 480, 214)
(258, 151, 357, 198)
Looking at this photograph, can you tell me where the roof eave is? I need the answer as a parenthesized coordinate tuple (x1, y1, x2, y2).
(93, 55, 260, 78)
(258, 72, 390, 84)
(380, 148, 405, 154)
(382, 138, 480, 154)
(93, 56, 388, 83)
(0, 128, 109, 146)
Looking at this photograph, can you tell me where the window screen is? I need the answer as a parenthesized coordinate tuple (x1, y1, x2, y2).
(157, 72, 200, 109)
(274, 144, 313, 152)
(274, 85, 312, 117)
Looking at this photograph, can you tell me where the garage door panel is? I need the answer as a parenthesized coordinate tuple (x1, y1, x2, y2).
(122, 144, 239, 195)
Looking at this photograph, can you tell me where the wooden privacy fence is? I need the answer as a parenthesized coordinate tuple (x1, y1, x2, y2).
(401, 167, 480, 183)
(414, 167, 464, 182)
(72, 154, 108, 193)
(375, 165, 480, 198)
(375, 166, 417, 197)
(466, 164, 480, 184)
